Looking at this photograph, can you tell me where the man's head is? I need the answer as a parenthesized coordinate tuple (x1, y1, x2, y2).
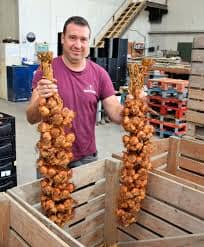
(61, 16, 91, 65)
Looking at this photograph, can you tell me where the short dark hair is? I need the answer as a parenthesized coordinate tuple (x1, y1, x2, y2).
(63, 16, 91, 35)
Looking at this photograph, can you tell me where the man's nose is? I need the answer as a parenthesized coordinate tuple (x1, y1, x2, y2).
(74, 39, 82, 48)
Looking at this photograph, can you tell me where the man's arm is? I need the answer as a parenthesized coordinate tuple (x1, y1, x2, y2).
(26, 79, 58, 124)
(102, 95, 123, 124)
(26, 88, 41, 124)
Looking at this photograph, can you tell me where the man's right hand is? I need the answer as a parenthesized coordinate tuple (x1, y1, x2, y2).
(37, 79, 58, 98)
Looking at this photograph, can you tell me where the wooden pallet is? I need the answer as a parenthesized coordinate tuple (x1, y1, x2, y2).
(186, 122, 204, 140)
(1, 156, 204, 247)
(147, 78, 189, 93)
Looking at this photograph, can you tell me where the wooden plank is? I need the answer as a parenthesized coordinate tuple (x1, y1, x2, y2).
(151, 153, 168, 169)
(104, 159, 121, 246)
(118, 230, 137, 242)
(67, 195, 105, 226)
(153, 169, 204, 192)
(0, 193, 10, 247)
(191, 62, 204, 76)
(179, 156, 204, 176)
(78, 226, 104, 247)
(175, 169, 204, 186)
(142, 196, 204, 233)
(186, 110, 204, 125)
(136, 210, 187, 237)
(73, 180, 105, 206)
(71, 159, 106, 188)
(6, 194, 77, 247)
(8, 229, 29, 247)
(9, 180, 40, 205)
(69, 211, 104, 238)
(7, 191, 89, 246)
(188, 88, 204, 101)
(193, 35, 204, 48)
(112, 152, 123, 160)
(118, 233, 204, 247)
(191, 49, 204, 62)
(151, 138, 169, 156)
(118, 224, 159, 240)
(187, 99, 204, 111)
(166, 137, 180, 174)
(180, 138, 204, 161)
(189, 75, 204, 89)
(147, 172, 204, 220)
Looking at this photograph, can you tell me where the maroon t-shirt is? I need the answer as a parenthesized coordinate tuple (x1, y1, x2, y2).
(32, 56, 115, 160)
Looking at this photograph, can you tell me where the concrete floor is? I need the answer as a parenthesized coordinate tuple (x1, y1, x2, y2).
(0, 99, 125, 185)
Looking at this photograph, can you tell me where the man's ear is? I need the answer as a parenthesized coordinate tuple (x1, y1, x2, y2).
(61, 33, 64, 45)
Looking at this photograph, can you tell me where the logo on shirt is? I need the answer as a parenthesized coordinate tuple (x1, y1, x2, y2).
(83, 84, 96, 94)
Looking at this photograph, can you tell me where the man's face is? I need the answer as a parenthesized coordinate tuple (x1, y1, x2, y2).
(61, 23, 90, 64)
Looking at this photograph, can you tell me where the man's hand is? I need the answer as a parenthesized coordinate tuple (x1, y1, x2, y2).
(37, 79, 58, 98)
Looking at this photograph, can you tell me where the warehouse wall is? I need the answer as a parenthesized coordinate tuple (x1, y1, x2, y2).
(0, 0, 19, 41)
(18, 0, 124, 55)
(149, 0, 204, 50)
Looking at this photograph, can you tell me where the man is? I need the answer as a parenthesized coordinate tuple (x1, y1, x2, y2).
(26, 16, 123, 168)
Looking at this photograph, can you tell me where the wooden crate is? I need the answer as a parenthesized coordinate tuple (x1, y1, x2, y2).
(1, 158, 204, 247)
(186, 35, 204, 127)
(186, 121, 204, 140)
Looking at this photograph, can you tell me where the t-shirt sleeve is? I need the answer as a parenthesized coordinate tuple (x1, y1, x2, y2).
(32, 68, 43, 89)
(99, 68, 115, 100)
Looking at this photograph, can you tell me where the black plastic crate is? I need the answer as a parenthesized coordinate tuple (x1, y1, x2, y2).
(0, 112, 15, 139)
(0, 160, 16, 178)
(0, 172, 17, 192)
(0, 136, 16, 161)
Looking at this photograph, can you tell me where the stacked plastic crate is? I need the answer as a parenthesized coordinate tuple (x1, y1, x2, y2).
(0, 112, 17, 191)
(147, 78, 189, 138)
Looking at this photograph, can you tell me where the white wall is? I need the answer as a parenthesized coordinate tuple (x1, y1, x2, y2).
(18, 0, 124, 56)
(149, 0, 204, 50)
(0, 0, 19, 41)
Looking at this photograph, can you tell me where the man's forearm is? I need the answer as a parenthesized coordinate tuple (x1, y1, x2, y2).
(26, 89, 42, 124)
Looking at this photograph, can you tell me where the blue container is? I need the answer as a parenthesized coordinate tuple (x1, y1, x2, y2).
(7, 64, 39, 102)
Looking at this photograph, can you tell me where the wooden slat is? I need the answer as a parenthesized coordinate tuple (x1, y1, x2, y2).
(118, 233, 204, 247)
(118, 224, 159, 240)
(193, 36, 204, 48)
(189, 75, 204, 89)
(73, 180, 105, 206)
(104, 159, 121, 246)
(6, 194, 78, 247)
(191, 62, 204, 76)
(188, 88, 204, 101)
(151, 153, 168, 169)
(186, 109, 204, 124)
(69, 211, 104, 238)
(166, 137, 180, 174)
(137, 210, 187, 237)
(151, 138, 169, 156)
(8, 229, 29, 247)
(0, 193, 10, 247)
(67, 195, 105, 226)
(188, 99, 204, 111)
(78, 226, 104, 247)
(179, 156, 204, 176)
(175, 169, 204, 186)
(8, 187, 100, 246)
(153, 169, 204, 192)
(117, 230, 136, 242)
(180, 138, 204, 161)
(191, 49, 204, 62)
(142, 196, 204, 233)
(71, 159, 106, 188)
(147, 172, 204, 220)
